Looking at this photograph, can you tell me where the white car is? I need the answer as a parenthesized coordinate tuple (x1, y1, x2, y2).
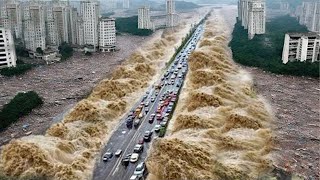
(130, 174, 140, 180)
(130, 153, 139, 163)
(115, 149, 122, 157)
(134, 162, 146, 177)
(145, 101, 150, 107)
(154, 124, 161, 133)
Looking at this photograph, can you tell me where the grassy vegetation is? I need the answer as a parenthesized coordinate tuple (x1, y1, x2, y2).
(229, 15, 319, 77)
(116, 16, 153, 36)
(0, 91, 43, 131)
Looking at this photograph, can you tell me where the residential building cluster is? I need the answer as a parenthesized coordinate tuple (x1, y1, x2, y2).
(282, 32, 319, 64)
(0, 0, 117, 67)
(238, 0, 266, 39)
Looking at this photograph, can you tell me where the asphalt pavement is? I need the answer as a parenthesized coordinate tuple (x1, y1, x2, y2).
(92, 23, 205, 180)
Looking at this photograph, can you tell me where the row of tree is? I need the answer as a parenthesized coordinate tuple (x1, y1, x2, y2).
(229, 15, 319, 77)
(0, 91, 43, 131)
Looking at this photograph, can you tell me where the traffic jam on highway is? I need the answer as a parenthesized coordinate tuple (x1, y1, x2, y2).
(97, 24, 204, 180)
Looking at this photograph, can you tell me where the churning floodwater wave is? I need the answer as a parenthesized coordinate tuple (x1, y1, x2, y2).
(146, 9, 274, 180)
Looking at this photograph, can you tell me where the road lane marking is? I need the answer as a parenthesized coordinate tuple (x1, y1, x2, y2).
(100, 24, 205, 180)
(105, 84, 167, 180)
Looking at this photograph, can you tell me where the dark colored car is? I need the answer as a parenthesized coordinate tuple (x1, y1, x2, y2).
(126, 117, 133, 128)
(122, 154, 131, 166)
(149, 116, 154, 124)
(102, 152, 113, 161)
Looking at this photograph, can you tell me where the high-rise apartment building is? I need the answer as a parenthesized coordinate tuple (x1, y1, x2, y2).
(70, 8, 78, 45)
(299, 0, 320, 33)
(239, 0, 249, 28)
(0, 28, 17, 68)
(166, 0, 178, 27)
(138, 6, 154, 30)
(23, 2, 46, 51)
(123, 0, 130, 9)
(99, 18, 116, 52)
(0, 0, 23, 39)
(76, 17, 85, 46)
(248, 0, 266, 39)
(282, 32, 320, 64)
(46, 2, 70, 47)
(238, 0, 266, 39)
(80, 0, 100, 48)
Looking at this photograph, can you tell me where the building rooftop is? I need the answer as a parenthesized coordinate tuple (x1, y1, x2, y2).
(100, 17, 115, 21)
(287, 32, 320, 38)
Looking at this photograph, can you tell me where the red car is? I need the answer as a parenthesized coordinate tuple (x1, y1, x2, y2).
(156, 114, 163, 121)
(138, 138, 144, 144)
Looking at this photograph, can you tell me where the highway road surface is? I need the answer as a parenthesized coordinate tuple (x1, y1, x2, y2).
(93, 22, 205, 180)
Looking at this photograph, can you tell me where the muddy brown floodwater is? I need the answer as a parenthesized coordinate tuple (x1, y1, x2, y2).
(0, 35, 153, 146)
(147, 5, 319, 180)
(147, 7, 275, 180)
(0, 7, 212, 180)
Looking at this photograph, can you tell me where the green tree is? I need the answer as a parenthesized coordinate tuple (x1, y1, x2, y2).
(58, 42, 74, 60)
(15, 46, 29, 57)
(115, 16, 153, 36)
(36, 47, 44, 55)
(0, 91, 43, 131)
(0, 64, 33, 77)
(85, 51, 92, 56)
